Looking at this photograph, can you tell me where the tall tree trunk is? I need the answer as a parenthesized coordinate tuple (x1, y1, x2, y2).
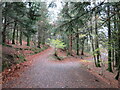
(90, 17, 97, 66)
(19, 28, 23, 45)
(107, 5, 113, 72)
(76, 28, 79, 55)
(16, 26, 19, 44)
(91, 36, 97, 66)
(2, 16, 7, 44)
(42, 30, 45, 45)
(114, 6, 119, 67)
(69, 33, 73, 55)
(37, 29, 41, 48)
(95, 8, 100, 67)
(27, 36, 30, 46)
(0, 4, 2, 44)
(12, 21, 17, 44)
(112, 43, 115, 69)
(81, 38, 85, 55)
(115, 5, 120, 80)
(112, 6, 117, 68)
(2, 3, 8, 44)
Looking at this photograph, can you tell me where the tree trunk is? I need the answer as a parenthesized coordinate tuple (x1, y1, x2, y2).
(16, 26, 19, 44)
(115, 65, 120, 80)
(76, 28, 79, 55)
(2, 3, 8, 44)
(12, 21, 17, 44)
(69, 33, 73, 55)
(95, 8, 100, 67)
(42, 33, 45, 45)
(81, 38, 85, 55)
(112, 44, 115, 69)
(115, 5, 120, 80)
(90, 18, 97, 66)
(2, 16, 7, 44)
(107, 5, 113, 72)
(114, 6, 119, 67)
(37, 29, 41, 48)
(91, 36, 97, 66)
(19, 28, 23, 45)
(27, 36, 30, 46)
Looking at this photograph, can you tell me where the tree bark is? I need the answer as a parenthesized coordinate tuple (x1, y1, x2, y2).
(19, 28, 23, 45)
(37, 29, 41, 48)
(81, 38, 85, 55)
(115, 5, 120, 80)
(12, 21, 17, 44)
(95, 8, 100, 67)
(89, 16, 97, 66)
(27, 36, 30, 46)
(76, 28, 79, 55)
(107, 5, 113, 72)
(69, 33, 73, 55)
(16, 26, 19, 44)
(2, 16, 7, 44)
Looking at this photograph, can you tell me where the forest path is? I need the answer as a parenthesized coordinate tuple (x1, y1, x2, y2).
(3, 47, 113, 88)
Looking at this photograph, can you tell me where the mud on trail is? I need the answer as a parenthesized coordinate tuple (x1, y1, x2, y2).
(3, 47, 115, 88)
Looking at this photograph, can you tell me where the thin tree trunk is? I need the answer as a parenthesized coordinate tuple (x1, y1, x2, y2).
(91, 36, 97, 66)
(16, 26, 19, 44)
(112, 43, 115, 69)
(42, 30, 45, 45)
(95, 8, 100, 67)
(19, 28, 23, 45)
(69, 33, 73, 55)
(27, 36, 30, 46)
(81, 38, 85, 55)
(113, 6, 119, 67)
(12, 21, 17, 44)
(90, 17, 97, 66)
(76, 28, 79, 55)
(37, 29, 41, 48)
(2, 16, 7, 44)
(2, 3, 9, 44)
(107, 5, 113, 72)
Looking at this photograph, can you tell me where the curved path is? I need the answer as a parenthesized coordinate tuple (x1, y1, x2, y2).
(3, 48, 113, 88)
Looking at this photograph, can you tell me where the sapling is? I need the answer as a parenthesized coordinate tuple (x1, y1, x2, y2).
(48, 39, 66, 60)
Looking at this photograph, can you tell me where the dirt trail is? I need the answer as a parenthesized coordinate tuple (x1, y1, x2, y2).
(3, 47, 114, 88)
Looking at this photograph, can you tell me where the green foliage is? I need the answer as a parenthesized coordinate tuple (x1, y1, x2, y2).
(92, 48, 100, 56)
(15, 54, 26, 64)
(48, 38, 66, 49)
(2, 61, 11, 71)
(2, 53, 26, 71)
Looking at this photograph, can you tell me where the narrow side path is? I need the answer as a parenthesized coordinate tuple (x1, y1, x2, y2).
(3, 47, 114, 88)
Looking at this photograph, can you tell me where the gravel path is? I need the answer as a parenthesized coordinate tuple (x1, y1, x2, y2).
(3, 48, 113, 88)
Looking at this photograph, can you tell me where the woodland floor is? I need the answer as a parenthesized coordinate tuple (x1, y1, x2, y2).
(2, 47, 119, 88)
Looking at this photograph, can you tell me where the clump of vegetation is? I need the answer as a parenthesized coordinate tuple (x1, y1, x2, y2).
(48, 39, 66, 60)
(31, 46, 48, 54)
(2, 53, 26, 71)
(15, 54, 26, 64)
